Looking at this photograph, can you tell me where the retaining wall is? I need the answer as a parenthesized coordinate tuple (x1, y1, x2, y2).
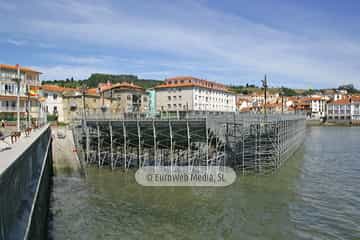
(0, 126, 52, 240)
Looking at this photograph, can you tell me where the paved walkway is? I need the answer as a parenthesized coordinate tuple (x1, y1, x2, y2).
(0, 125, 49, 174)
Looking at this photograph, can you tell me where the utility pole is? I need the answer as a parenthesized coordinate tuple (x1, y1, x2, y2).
(81, 84, 87, 128)
(12, 64, 21, 132)
(281, 94, 284, 113)
(261, 74, 268, 118)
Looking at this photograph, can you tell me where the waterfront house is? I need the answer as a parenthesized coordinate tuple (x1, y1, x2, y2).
(102, 82, 148, 113)
(0, 64, 42, 122)
(40, 84, 77, 122)
(308, 96, 328, 120)
(236, 96, 252, 112)
(155, 76, 236, 113)
(327, 95, 360, 124)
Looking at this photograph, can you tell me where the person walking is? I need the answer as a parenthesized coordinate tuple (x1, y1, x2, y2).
(1, 120, 5, 128)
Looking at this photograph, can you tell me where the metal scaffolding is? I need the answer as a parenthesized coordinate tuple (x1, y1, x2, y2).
(72, 112, 305, 175)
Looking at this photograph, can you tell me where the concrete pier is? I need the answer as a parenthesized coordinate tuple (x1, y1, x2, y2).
(0, 125, 52, 240)
(51, 126, 82, 176)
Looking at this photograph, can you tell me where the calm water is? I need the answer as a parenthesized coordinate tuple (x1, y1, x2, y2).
(48, 127, 360, 240)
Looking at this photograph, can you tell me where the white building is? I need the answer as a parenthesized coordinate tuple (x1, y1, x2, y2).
(0, 64, 42, 121)
(40, 84, 76, 122)
(334, 90, 348, 101)
(308, 96, 328, 119)
(327, 96, 360, 122)
(155, 76, 236, 112)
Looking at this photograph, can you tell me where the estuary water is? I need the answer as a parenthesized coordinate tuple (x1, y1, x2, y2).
(48, 127, 360, 240)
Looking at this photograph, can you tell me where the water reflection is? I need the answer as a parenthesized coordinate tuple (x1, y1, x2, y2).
(49, 127, 360, 240)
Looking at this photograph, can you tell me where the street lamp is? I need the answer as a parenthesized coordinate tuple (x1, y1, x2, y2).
(261, 74, 268, 118)
(11, 64, 21, 132)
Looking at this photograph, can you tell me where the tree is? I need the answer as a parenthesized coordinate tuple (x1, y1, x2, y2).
(338, 84, 358, 93)
(280, 87, 297, 96)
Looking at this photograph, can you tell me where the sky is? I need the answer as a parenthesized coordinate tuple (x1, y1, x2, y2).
(1, 0, 360, 89)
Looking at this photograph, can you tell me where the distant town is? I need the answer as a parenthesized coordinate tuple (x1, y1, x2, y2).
(1, 63, 359, 125)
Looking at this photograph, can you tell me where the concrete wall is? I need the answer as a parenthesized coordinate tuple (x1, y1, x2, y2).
(0, 126, 52, 240)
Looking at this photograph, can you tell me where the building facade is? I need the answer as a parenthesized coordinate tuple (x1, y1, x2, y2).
(308, 96, 328, 119)
(102, 82, 148, 113)
(0, 64, 42, 121)
(40, 84, 78, 122)
(62, 91, 124, 123)
(146, 88, 157, 116)
(155, 76, 236, 113)
(327, 96, 360, 123)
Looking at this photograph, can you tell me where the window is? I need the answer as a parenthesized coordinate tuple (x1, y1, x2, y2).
(44, 93, 48, 98)
(173, 96, 177, 100)
(143, 96, 148, 102)
(127, 95, 131, 100)
(168, 96, 171, 100)
(53, 94, 58, 100)
(167, 104, 171, 109)
(53, 106, 58, 114)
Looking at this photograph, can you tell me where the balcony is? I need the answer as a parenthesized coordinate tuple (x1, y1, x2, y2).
(0, 106, 26, 112)
(0, 90, 27, 97)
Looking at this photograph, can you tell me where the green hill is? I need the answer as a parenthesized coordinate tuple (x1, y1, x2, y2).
(42, 73, 163, 89)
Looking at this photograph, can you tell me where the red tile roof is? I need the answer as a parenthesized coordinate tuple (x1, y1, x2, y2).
(328, 96, 360, 105)
(0, 64, 42, 74)
(155, 76, 234, 93)
(86, 88, 98, 95)
(103, 82, 144, 92)
(41, 84, 77, 93)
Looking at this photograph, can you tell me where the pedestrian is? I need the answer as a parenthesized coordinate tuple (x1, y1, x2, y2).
(1, 120, 5, 128)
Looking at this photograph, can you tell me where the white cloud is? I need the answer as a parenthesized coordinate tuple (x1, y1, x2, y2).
(53, 55, 109, 65)
(33, 65, 111, 80)
(38, 42, 56, 49)
(2, 0, 360, 88)
(7, 39, 27, 46)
